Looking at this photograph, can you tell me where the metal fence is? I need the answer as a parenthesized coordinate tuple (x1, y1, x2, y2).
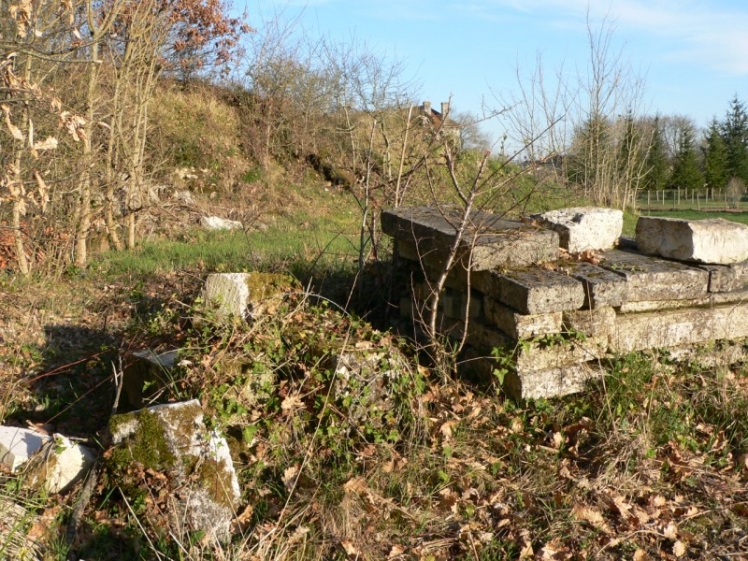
(637, 188, 745, 210)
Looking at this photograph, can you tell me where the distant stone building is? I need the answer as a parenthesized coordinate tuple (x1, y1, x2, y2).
(418, 100, 461, 148)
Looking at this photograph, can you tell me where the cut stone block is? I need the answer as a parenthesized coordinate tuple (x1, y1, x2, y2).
(564, 261, 628, 308)
(533, 207, 623, 252)
(484, 297, 562, 340)
(26, 434, 96, 493)
(109, 400, 240, 544)
(636, 216, 748, 264)
(475, 268, 585, 314)
(562, 307, 616, 337)
(617, 289, 748, 313)
(700, 261, 748, 292)
(201, 272, 297, 322)
(515, 335, 608, 373)
(599, 250, 708, 302)
(503, 363, 604, 400)
(0, 427, 49, 472)
(382, 206, 559, 270)
(610, 303, 748, 353)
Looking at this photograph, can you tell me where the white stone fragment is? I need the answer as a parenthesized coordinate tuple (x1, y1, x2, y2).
(201, 273, 251, 320)
(25, 435, 96, 493)
(636, 216, 748, 264)
(199, 216, 243, 231)
(533, 207, 623, 252)
(110, 400, 241, 543)
(0, 427, 49, 472)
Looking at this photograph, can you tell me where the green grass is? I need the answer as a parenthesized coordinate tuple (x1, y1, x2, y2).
(93, 223, 360, 279)
(639, 208, 748, 225)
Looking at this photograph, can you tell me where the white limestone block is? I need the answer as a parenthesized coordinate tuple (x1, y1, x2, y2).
(533, 207, 623, 252)
(110, 400, 241, 543)
(636, 216, 748, 264)
(25, 435, 96, 493)
(0, 427, 49, 472)
(199, 216, 243, 231)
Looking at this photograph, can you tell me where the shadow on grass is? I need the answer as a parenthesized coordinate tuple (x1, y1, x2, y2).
(15, 324, 120, 438)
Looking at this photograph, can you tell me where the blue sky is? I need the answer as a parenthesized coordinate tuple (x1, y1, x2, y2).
(243, 0, 748, 145)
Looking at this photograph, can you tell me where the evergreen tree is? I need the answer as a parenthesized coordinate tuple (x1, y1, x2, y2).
(669, 124, 704, 191)
(703, 118, 728, 189)
(643, 115, 668, 191)
(721, 95, 748, 183)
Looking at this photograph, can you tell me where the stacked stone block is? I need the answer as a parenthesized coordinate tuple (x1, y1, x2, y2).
(383, 207, 748, 400)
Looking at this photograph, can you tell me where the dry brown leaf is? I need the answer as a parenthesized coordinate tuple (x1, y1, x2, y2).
(672, 540, 687, 558)
(388, 544, 405, 558)
(662, 521, 678, 540)
(550, 431, 564, 449)
(230, 504, 254, 534)
(3, 106, 23, 141)
(437, 487, 459, 513)
(282, 465, 299, 491)
(281, 394, 304, 415)
(343, 476, 368, 494)
(572, 504, 612, 533)
(341, 539, 360, 556)
(440, 420, 456, 441)
(32, 136, 57, 151)
(633, 549, 648, 561)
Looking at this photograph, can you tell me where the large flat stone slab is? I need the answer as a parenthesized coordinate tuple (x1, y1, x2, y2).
(636, 216, 748, 264)
(533, 207, 623, 252)
(515, 335, 608, 372)
(598, 250, 708, 302)
(562, 307, 616, 337)
(382, 207, 559, 270)
(564, 261, 628, 308)
(503, 363, 604, 400)
(617, 289, 748, 313)
(474, 267, 585, 314)
(699, 261, 748, 292)
(484, 297, 562, 340)
(610, 303, 748, 353)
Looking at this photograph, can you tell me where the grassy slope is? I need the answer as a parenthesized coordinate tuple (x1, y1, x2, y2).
(1, 85, 748, 559)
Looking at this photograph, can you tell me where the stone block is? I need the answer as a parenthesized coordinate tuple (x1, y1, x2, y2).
(610, 303, 748, 353)
(0, 427, 49, 472)
(636, 216, 748, 264)
(700, 261, 748, 292)
(26, 434, 96, 493)
(382, 207, 559, 270)
(475, 267, 585, 314)
(564, 261, 628, 308)
(503, 363, 604, 400)
(515, 335, 608, 373)
(484, 297, 562, 340)
(200, 272, 297, 322)
(599, 250, 708, 302)
(199, 216, 243, 231)
(109, 400, 240, 544)
(533, 207, 623, 252)
(562, 307, 616, 337)
(442, 292, 482, 320)
(617, 289, 748, 313)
